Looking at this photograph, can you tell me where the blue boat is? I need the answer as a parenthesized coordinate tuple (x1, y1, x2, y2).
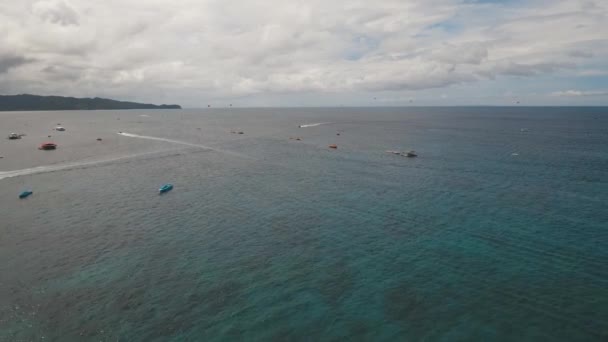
(19, 190, 33, 199)
(159, 184, 173, 194)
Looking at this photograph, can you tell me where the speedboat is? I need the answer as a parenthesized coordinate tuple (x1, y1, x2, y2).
(159, 184, 173, 194)
(55, 126, 66, 131)
(8, 133, 21, 140)
(39, 143, 57, 150)
(329, 144, 338, 149)
(405, 150, 418, 157)
(19, 190, 33, 199)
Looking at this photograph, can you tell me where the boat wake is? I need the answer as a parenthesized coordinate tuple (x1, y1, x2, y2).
(118, 132, 248, 159)
(299, 122, 331, 128)
(0, 150, 171, 181)
(0, 133, 250, 181)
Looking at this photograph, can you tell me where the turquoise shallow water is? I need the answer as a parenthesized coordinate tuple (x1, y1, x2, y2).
(1, 107, 607, 341)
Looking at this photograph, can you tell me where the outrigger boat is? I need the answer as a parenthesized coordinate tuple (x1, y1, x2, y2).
(385, 150, 418, 157)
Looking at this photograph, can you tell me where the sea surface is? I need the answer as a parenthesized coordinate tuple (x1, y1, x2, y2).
(1, 107, 607, 341)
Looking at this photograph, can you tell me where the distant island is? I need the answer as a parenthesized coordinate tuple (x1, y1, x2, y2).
(0, 94, 181, 111)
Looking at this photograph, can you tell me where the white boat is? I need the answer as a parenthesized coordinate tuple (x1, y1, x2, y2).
(386, 150, 418, 157)
(8, 133, 21, 140)
(55, 126, 66, 131)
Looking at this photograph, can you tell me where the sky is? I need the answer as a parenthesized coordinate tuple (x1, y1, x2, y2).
(1, 0, 607, 107)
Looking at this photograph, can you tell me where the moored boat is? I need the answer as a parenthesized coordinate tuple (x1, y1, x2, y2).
(39, 143, 57, 150)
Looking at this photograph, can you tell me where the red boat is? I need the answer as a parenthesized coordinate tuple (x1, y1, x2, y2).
(39, 143, 57, 150)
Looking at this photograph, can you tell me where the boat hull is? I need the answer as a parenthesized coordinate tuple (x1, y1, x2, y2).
(19, 191, 33, 199)
(159, 184, 173, 194)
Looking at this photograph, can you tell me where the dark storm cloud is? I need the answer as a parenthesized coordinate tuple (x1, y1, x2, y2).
(0, 55, 33, 73)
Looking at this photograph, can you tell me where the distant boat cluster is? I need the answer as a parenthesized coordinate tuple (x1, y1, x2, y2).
(7, 116, 429, 200)
(5, 113, 431, 200)
(295, 122, 419, 156)
(6, 123, 111, 198)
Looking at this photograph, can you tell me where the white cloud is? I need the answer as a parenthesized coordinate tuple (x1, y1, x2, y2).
(577, 69, 608, 76)
(0, 0, 607, 106)
(32, 0, 79, 26)
(551, 90, 608, 97)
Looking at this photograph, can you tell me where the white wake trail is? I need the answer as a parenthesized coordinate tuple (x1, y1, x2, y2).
(0, 150, 170, 181)
(117, 132, 249, 159)
(299, 122, 331, 128)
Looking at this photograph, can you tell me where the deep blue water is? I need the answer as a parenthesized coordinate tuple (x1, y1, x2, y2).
(1, 107, 607, 341)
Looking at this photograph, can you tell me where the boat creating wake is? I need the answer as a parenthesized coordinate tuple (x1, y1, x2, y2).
(117, 132, 248, 159)
(0, 150, 171, 181)
(299, 122, 331, 128)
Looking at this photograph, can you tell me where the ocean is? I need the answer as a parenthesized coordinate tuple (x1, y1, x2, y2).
(1, 107, 607, 341)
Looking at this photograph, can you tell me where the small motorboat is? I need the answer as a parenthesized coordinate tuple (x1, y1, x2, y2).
(96, 138, 103, 141)
(19, 190, 33, 199)
(8, 133, 21, 140)
(386, 150, 417, 157)
(159, 184, 173, 194)
(39, 143, 57, 150)
(329, 144, 338, 149)
(55, 126, 66, 131)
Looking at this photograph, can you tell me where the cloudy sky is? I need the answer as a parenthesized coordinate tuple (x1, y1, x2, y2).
(1, 0, 607, 107)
